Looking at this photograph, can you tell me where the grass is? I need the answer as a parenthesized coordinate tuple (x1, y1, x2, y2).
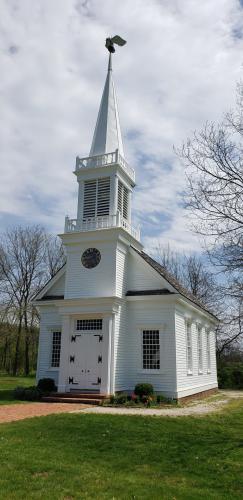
(0, 374, 36, 404)
(0, 399, 243, 499)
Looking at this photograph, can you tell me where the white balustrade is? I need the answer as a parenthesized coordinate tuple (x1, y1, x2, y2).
(64, 213, 140, 241)
(75, 149, 135, 183)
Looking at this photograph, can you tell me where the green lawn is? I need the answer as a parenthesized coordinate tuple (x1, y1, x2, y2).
(0, 374, 36, 404)
(0, 400, 243, 499)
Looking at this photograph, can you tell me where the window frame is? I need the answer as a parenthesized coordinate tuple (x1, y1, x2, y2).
(138, 327, 162, 373)
(50, 331, 62, 369)
(185, 320, 193, 375)
(197, 324, 203, 374)
(206, 330, 211, 373)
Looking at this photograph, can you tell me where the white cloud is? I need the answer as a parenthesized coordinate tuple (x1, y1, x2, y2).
(0, 0, 243, 250)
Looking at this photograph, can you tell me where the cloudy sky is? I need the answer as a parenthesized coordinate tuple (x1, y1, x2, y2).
(1, 0, 243, 253)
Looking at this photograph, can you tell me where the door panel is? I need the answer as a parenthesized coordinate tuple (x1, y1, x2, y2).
(69, 332, 102, 390)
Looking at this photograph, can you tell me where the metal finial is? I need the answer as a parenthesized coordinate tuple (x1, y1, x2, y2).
(105, 35, 127, 54)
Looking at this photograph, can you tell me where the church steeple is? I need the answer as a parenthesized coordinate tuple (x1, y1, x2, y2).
(89, 53, 124, 157)
(64, 36, 140, 243)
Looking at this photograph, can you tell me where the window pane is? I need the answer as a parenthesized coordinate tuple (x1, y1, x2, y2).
(51, 331, 61, 368)
(142, 330, 160, 369)
(76, 319, 103, 331)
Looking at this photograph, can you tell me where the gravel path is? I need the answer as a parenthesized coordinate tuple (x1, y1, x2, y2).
(71, 391, 243, 418)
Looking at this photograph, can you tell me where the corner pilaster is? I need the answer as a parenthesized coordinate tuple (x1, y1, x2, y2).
(58, 315, 71, 392)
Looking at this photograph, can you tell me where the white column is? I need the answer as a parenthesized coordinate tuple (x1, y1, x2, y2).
(100, 315, 115, 395)
(58, 315, 71, 393)
(128, 190, 132, 224)
(77, 179, 84, 221)
(110, 173, 118, 216)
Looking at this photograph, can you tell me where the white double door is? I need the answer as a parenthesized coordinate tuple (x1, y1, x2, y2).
(69, 332, 102, 390)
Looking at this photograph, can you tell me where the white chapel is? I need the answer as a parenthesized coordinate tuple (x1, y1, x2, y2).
(34, 38, 218, 401)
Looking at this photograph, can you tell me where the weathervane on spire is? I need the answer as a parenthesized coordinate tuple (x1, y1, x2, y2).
(105, 35, 127, 53)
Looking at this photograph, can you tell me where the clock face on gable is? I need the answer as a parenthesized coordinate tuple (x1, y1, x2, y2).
(81, 248, 101, 269)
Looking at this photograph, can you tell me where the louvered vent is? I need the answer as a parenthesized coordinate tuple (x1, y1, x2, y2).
(83, 180, 96, 219)
(118, 180, 129, 220)
(83, 178, 110, 220)
(97, 178, 110, 216)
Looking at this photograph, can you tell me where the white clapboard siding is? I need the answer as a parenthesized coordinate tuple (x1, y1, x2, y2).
(64, 241, 117, 298)
(175, 310, 218, 397)
(113, 300, 177, 396)
(116, 246, 128, 297)
(44, 273, 65, 297)
(36, 308, 61, 385)
(128, 249, 174, 292)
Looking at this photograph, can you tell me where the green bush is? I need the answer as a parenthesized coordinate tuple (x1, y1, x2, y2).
(37, 378, 57, 393)
(157, 394, 167, 404)
(13, 386, 42, 401)
(134, 383, 154, 399)
(114, 392, 127, 404)
(13, 386, 26, 400)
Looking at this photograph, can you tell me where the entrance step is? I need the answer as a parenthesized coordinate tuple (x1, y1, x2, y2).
(42, 392, 108, 405)
(56, 392, 107, 399)
(42, 396, 103, 405)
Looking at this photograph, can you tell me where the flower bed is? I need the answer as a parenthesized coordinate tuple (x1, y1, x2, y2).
(102, 384, 177, 408)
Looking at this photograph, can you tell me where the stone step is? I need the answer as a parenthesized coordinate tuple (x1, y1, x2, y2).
(42, 396, 102, 405)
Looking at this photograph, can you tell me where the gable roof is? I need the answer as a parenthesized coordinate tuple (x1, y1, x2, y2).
(32, 263, 66, 302)
(131, 247, 218, 320)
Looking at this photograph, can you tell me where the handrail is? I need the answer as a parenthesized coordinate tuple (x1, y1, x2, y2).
(75, 149, 135, 183)
(64, 213, 140, 241)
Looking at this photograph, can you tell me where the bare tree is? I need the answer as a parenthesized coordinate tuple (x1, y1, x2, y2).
(178, 86, 243, 352)
(43, 234, 65, 278)
(0, 226, 65, 375)
(155, 244, 218, 310)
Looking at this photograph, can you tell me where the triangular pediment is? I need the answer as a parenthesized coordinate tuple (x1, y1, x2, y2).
(33, 265, 66, 301)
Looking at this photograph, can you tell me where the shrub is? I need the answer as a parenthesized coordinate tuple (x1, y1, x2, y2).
(114, 392, 127, 405)
(13, 386, 26, 400)
(37, 378, 57, 393)
(157, 394, 167, 404)
(23, 387, 42, 401)
(13, 386, 42, 401)
(134, 383, 154, 399)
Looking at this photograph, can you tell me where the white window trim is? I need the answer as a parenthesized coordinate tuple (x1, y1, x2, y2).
(185, 319, 193, 376)
(197, 324, 203, 375)
(206, 329, 211, 374)
(138, 327, 162, 373)
(49, 330, 62, 370)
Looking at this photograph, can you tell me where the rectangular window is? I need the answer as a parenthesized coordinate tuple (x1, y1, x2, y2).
(76, 319, 103, 331)
(51, 331, 61, 367)
(142, 330, 160, 370)
(83, 178, 110, 220)
(118, 180, 129, 220)
(206, 331, 211, 372)
(197, 325, 203, 373)
(186, 321, 193, 374)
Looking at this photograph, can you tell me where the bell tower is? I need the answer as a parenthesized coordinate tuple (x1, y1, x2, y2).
(64, 38, 140, 242)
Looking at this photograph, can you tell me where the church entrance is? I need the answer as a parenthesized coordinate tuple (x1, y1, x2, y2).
(68, 319, 103, 391)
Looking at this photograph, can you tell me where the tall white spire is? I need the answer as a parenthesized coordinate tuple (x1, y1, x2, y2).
(89, 53, 124, 157)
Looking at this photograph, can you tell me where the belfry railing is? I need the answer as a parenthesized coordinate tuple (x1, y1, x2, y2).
(75, 149, 135, 184)
(64, 212, 140, 241)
